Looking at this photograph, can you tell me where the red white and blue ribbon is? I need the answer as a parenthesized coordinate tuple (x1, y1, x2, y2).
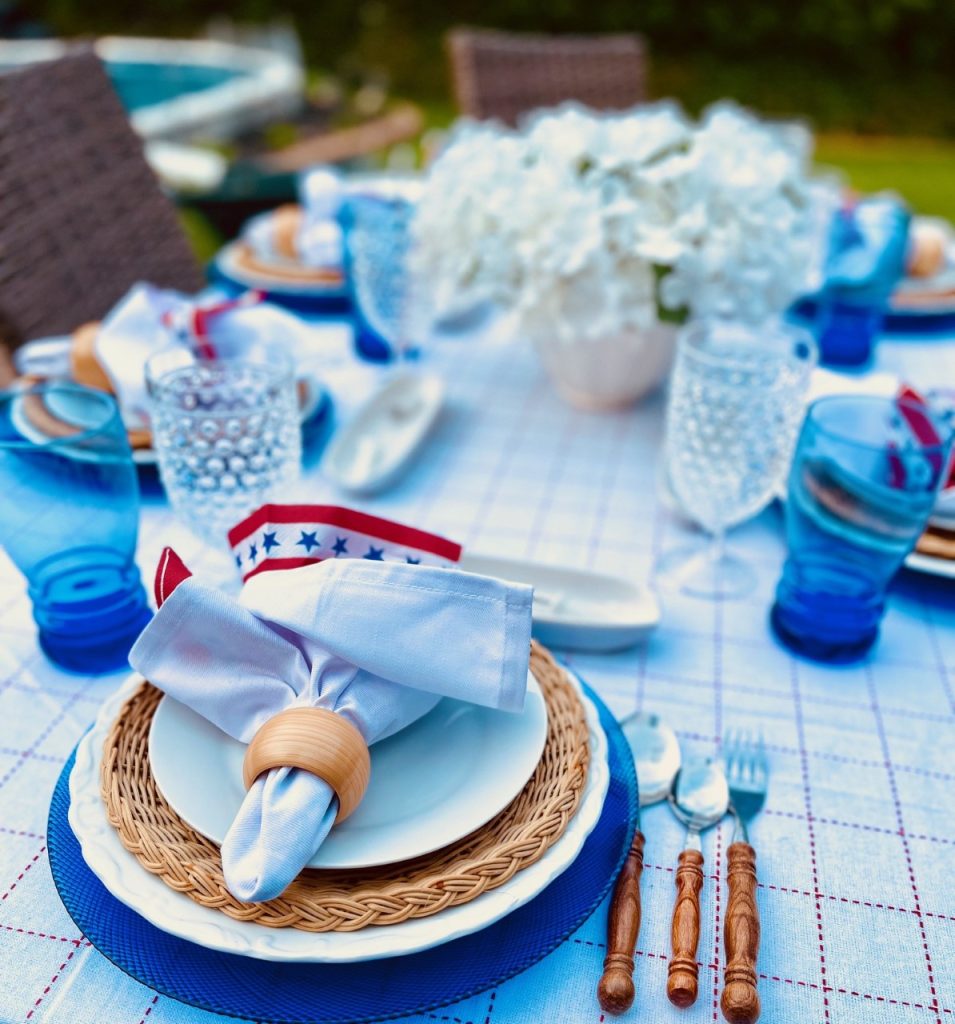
(227, 504, 462, 583)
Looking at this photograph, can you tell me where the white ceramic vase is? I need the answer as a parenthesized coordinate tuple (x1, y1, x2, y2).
(532, 323, 678, 411)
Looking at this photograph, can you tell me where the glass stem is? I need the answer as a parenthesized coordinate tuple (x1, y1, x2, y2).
(709, 528, 726, 567)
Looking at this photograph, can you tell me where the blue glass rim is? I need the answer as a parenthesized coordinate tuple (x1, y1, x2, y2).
(805, 394, 954, 456)
(0, 382, 124, 452)
(47, 679, 636, 1024)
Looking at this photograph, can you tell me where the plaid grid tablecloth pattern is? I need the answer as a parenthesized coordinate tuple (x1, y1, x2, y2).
(1, 318, 955, 1024)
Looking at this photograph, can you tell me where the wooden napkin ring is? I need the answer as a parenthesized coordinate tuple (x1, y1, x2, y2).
(242, 707, 371, 823)
(70, 322, 112, 393)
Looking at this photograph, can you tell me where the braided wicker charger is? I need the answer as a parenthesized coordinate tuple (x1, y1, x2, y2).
(100, 642, 589, 933)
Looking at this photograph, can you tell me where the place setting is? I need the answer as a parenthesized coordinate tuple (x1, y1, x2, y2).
(45, 503, 637, 1020)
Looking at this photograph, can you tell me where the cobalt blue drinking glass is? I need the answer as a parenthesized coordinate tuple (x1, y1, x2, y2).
(340, 176, 424, 363)
(772, 395, 953, 662)
(0, 384, 151, 673)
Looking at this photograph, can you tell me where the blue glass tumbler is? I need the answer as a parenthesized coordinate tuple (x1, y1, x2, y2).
(772, 395, 953, 662)
(0, 384, 151, 673)
(813, 200, 910, 368)
(340, 176, 423, 363)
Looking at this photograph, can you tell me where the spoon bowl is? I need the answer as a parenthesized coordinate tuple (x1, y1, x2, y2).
(620, 711, 681, 806)
(669, 759, 730, 831)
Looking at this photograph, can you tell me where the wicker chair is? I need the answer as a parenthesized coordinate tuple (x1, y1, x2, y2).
(0, 49, 203, 346)
(447, 28, 647, 126)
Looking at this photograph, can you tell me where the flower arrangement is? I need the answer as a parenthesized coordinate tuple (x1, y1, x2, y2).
(412, 101, 818, 342)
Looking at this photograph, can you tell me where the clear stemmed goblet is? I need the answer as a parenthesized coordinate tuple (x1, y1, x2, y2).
(657, 318, 817, 599)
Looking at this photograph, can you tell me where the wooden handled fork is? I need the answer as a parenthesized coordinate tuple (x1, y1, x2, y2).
(720, 730, 768, 1024)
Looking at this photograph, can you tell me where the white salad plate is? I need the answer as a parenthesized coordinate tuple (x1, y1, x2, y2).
(322, 372, 445, 494)
(149, 670, 548, 870)
(459, 553, 661, 652)
(69, 670, 609, 962)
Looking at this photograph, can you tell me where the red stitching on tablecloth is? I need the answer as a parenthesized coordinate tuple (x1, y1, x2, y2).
(866, 664, 942, 1024)
(0, 690, 85, 792)
(710, 594, 725, 1021)
(711, 824, 724, 1022)
(134, 994, 159, 1024)
(576, 942, 955, 1016)
(763, 808, 955, 848)
(790, 658, 831, 1023)
(0, 924, 86, 945)
(0, 826, 44, 840)
(0, 651, 42, 699)
(1, 845, 45, 902)
(464, 374, 546, 550)
(649, 664, 955, 729)
(0, 747, 66, 765)
(584, 413, 633, 571)
(410, 343, 511, 530)
(921, 599, 955, 716)
(24, 947, 77, 1019)
(4, 682, 103, 705)
(522, 417, 579, 563)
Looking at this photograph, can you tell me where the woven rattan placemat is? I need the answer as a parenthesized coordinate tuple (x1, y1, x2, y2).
(234, 242, 345, 286)
(99, 642, 590, 932)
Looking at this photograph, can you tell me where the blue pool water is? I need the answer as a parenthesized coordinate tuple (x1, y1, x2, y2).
(106, 60, 241, 112)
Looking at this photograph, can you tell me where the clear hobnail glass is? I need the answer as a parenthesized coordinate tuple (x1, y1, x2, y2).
(146, 347, 301, 542)
(657, 317, 817, 599)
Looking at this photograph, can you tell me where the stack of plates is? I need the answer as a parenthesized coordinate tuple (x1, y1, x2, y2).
(50, 646, 636, 1021)
(211, 241, 351, 313)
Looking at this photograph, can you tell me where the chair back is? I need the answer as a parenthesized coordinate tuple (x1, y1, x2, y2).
(447, 28, 647, 126)
(0, 49, 203, 346)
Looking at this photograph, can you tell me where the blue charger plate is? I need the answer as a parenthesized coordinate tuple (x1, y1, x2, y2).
(48, 680, 636, 1024)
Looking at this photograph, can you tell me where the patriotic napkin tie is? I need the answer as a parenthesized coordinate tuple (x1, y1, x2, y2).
(90, 283, 311, 430)
(129, 506, 533, 902)
(890, 384, 955, 493)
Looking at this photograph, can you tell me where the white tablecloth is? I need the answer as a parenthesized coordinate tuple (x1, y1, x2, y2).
(1, 316, 955, 1024)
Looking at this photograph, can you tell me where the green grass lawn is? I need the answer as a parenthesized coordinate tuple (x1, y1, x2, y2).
(815, 134, 955, 221)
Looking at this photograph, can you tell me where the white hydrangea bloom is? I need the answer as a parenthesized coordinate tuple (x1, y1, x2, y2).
(412, 100, 815, 339)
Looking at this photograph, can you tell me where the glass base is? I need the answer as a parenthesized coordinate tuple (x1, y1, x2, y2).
(655, 542, 757, 600)
(770, 601, 878, 663)
(30, 550, 152, 674)
(770, 561, 885, 663)
(814, 300, 883, 368)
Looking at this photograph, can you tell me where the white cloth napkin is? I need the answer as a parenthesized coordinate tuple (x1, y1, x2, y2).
(129, 555, 533, 902)
(93, 283, 317, 431)
(244, 166, 344, 270)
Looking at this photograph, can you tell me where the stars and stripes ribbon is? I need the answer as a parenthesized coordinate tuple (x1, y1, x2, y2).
(227, 504, 462, 582)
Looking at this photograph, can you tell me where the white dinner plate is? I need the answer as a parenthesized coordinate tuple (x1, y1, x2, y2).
(148, 670, 548, 870)
(904, 550, 955, 579)
(69, 671, 609, 962)
(459, 553, 661, 652)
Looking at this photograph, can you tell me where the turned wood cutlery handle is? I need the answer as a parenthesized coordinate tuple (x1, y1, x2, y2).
(721, 842, 760, 1024)
(667, 848, 704, 1008)
(597, 829, 645, 1015)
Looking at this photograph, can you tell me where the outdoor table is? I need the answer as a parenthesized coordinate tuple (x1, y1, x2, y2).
(0, 315, 953, 1024)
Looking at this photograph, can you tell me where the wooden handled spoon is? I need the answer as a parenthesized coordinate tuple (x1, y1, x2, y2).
(666, 759, 729, 1008)
(598, 712, 681, 1015)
